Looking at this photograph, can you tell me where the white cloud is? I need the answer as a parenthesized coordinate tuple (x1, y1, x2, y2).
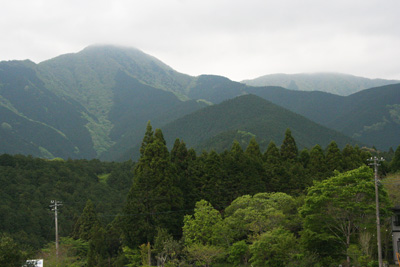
(0, 0, 399, 81)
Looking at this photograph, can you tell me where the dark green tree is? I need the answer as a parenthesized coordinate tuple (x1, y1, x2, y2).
(342, 144, 363, 171)
(308, 144, 327, 181)
(221, 141, 265, 204)
(203, 150, 228, 209)
(87, 225, 108, 267)
(245, 137, 262, 160)
(264, 141, 286, 192)
(280, 128, 298, 161)
(299, 148, 310, 168)
(139, 121, 154, 157)
(325, 141, 343, 174)
(123, 127, 183, 248)
(73, 200, 100, 241)
(390, 145, 400, 173)
(171, 139, 198, 211)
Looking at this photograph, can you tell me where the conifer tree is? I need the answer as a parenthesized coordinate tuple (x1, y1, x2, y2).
(342, 144, 363, 171)
(308, 144, 327, 181)
(171, 139, 198, 211)
(325, 141, 343, 173)
(221, 141, 265, 202)
(264, 141, 285, 192)
(73, 199, 100, 241)
(280, 128, 298, 161)
(139, 121, 154, 157)
(299, 148, 310, 168)
(123, 127, 183, 248)
(231, 140, 244, 156)
(245, 137, 262, 159)
(390, 145, 400, 173)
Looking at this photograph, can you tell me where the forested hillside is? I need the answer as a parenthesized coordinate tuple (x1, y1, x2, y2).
(161, 94, 358, 153)
(247, 83, 400, 150)
(2, 125, 399, 266)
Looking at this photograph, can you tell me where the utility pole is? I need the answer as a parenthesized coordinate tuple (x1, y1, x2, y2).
(50, 200, 62, 258)
(368, 156, 384, 267)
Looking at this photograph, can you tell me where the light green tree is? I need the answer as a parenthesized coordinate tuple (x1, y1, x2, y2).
(0, 234, 26, 267)
(249, 227, 297, 267)
(224, 192, 296, 241)
(299, 166, 392, 266)
(182, 200, 227, 246)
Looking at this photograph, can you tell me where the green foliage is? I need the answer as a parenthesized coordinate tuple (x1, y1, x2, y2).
(227, 240, 250, 266)
(390, 145, 400, 172)
(122, 246, 142, 267)
(73, 200, 100, 241)
(249, 227, 297, 267)
(0, 155, 128, 250)
(0, 233, 26, 267)
(182, 200, 226, 246)
(123, 126, 183, 247)
(39, 237, 89, 267)
(185, 243, 225, 267)
(300, 166, 392, 264)
(325, 141, 344, 173)
(280, 128, 298, 161)
(224, 193, 296, 242)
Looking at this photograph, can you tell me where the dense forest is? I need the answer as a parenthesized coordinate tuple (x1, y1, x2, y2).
(1, 123, 400, 266)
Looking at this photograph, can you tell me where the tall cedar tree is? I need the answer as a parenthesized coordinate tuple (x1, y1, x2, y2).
(325, 141, 344, 174)
(171, 139, 198, 211)
(73, 199, 100, 241)
(123, 126, 183, 248)
(264, 141, 286, 192)
(280, 128, 298, 161)
(342, 144, 363, 171)
(390, 145, 400, 172)
(223, 141, 265, 202)
(139, 121, 154, 157)
(308, 144, 327, 181)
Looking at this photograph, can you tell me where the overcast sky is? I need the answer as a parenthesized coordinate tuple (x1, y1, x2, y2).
(1, 0, 400, 81)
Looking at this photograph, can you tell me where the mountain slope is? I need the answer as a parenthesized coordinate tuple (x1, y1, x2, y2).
(242, 73, 400, 96)
(188, 75, 247, 103)
(158, 94, 359, 154)
(100, 71, 206, 161)
(37, 45, 196, 154)
(0, 60, 96, 158)
(246, 84, 400, 150)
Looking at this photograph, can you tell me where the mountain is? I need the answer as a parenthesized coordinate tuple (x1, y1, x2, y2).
(0, 45, 398, 160)
(246, 83, 400, 150)
(0, 46, 204, 159)
(37, 45, 199, 156)
(242, 72, 400, 96)
(157, 94, 359, 154)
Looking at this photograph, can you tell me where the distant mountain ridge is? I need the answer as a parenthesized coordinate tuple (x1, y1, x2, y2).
(0, 45, 398, 160)
(242, 72, 400, 96)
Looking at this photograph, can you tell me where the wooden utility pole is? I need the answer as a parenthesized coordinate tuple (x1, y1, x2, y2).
(50, 200, 62, 258)
(369, 156, 384, 267)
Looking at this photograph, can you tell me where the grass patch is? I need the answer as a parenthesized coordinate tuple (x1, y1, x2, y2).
(98, 173, 110, 184)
